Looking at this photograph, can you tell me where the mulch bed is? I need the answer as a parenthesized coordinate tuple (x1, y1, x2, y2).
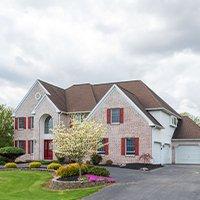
(58, 176, 79, 182)
(123, 163, 163, 170)
(100, 163, 163, 170)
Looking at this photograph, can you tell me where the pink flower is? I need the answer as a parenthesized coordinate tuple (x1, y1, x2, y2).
(85, 174, 115, 183)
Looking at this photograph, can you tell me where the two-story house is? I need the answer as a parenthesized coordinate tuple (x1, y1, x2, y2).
(13, 80, 200, 164)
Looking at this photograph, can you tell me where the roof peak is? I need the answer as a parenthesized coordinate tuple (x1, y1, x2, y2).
(93, 80, 142, 86)
(66, 80, 143, 89)
(37, 79, 65, 91)
(39, 79, 143, 89)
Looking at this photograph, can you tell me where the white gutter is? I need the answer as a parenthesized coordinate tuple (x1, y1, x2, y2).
(172, 139, 200, 141)
(146, 107, 181, 119)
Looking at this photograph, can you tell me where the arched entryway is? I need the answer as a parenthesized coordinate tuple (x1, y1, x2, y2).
(39, 114, 53, 160)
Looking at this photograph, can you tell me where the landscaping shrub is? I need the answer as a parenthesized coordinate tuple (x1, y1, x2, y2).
(0, 156, 8, 165)
(55, 153, 65, 164)
(105, 159, 113, 166)
(29, 161, 42, 169)
(87, 166, 110, 177)
(56, 163, 88, 178)
(5, 162, 17, 168)
(47, 163, 61, 170)
(90, 153, 102, 165)
(52, 160, 59, 164)
(0, 147, 24, 162)
(40, 160, 52, 165)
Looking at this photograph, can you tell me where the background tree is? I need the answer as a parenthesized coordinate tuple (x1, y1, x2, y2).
(0, 104, 14, 147)
(181, 112, 200, 126)
(53, 119, 106, 177)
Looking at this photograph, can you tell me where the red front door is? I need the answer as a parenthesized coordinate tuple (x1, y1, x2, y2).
(44, 140, 53, 160)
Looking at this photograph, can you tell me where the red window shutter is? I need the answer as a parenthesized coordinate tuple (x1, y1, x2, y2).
(104, 138, 109, 155)
(24, 140, 26, 153)
(14, 141, 17, 147)
(28, 117, 31, 129)
(121, 138, 125, 155)
(24, 117, 26, 129)
(134, 138, 139, 156)
(120, 108, 124, 123)
(28, 141, 30, 154)
(107, 109, 111, 124)
(15, 118, 18, 130)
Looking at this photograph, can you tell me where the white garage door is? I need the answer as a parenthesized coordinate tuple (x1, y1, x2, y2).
(162, 144, 170, 164)
(175, 145, 200, 164)
(153, 142, 161, 164)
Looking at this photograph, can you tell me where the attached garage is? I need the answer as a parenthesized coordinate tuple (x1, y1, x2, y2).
(153, 142, 161, 164)
(162, 144, 171, 164)
(153, 142, 171, 164)
(175, 145, 200, 164)
(172, 116, 200, 164)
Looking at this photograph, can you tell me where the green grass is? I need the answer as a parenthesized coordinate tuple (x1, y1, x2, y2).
(0, 170, 102, 200)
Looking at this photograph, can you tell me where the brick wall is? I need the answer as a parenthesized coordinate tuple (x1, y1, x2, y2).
(91, 88, 152, 164)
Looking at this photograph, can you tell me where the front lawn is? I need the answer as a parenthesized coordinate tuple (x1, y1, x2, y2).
(0, 170, 102, 200)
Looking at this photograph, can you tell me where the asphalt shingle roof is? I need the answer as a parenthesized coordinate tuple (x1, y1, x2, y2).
(38, 79, 180, 127)
(173, 116, 200, 139)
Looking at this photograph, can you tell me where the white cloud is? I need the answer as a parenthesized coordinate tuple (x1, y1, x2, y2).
(0, 0, 200, 115)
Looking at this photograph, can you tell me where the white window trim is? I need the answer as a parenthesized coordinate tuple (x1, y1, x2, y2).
(170, 116, 178, 127)
(97, 140, 105, 155)
(97, 150, 105, 155)
(110, 108, 121, 124)
(125, 138, 135, 156)
(18, 117, 25, 130)
(30, 116, 34, 129)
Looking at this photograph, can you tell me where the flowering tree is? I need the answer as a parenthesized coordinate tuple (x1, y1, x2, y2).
(53, 119, 106, 177)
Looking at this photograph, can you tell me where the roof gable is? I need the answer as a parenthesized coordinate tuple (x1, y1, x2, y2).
(87, 84, 163, 128)
(38, 80, 67, 112)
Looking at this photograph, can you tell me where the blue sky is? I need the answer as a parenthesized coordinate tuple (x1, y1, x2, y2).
(0, 0, 200, 115)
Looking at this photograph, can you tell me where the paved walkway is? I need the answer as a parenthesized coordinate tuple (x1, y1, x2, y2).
(84, 165, 200, 200)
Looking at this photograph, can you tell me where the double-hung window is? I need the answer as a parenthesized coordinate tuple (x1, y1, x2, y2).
(98, 139, 105, 155)
(111, 108, 120, 124)
(18, 117, 25, 129)
(18, 140, 26, 152)
(171, 116, 178, 127)
(125, 138, 135, 155)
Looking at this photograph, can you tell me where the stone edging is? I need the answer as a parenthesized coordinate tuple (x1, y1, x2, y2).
(51, 177, 106, 190)
(0, 168, 54, 172)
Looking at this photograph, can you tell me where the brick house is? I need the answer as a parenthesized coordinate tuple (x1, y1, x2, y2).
(13, 80, 200, 164)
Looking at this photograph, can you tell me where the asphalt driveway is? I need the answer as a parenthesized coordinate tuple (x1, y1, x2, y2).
(84, 165, 200, 200)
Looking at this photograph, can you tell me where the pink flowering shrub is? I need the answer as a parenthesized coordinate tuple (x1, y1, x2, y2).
(85, 174, 115, 183)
